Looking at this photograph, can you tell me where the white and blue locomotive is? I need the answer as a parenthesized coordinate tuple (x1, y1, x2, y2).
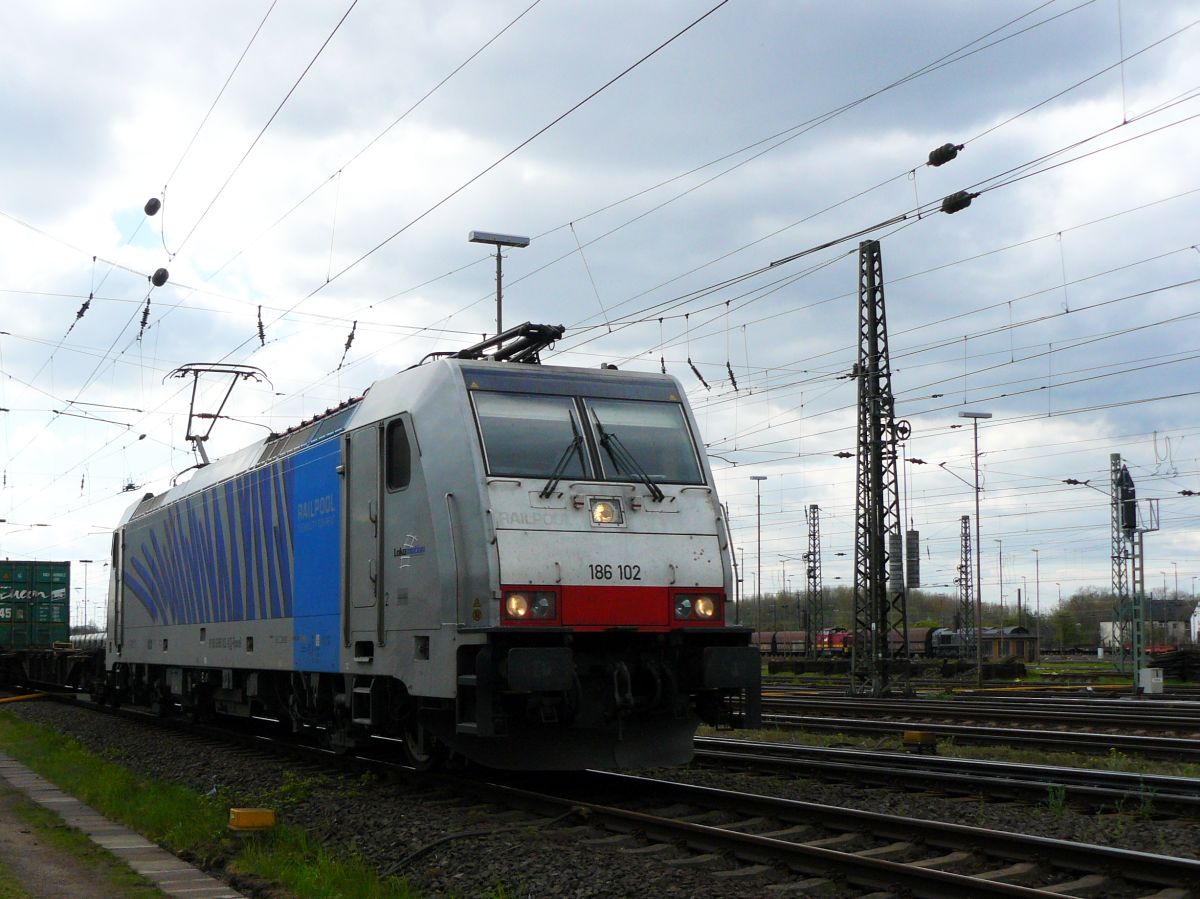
(104, 325, 759, 769)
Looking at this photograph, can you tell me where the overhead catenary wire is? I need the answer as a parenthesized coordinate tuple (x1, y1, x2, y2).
(173, 0, 361, 256)
(188, 0, 544, 291)
(161, 0, 281, 197)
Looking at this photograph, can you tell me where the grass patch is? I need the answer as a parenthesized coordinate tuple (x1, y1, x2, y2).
(0, 712, 421, 899)
(0, 862, 30, 899)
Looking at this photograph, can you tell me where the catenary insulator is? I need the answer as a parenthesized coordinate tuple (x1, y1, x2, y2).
(151, 268, 169, 287)
(927, 143, 963, 167)
(940, 191, 977, 214)
(144, 197, 161, 216)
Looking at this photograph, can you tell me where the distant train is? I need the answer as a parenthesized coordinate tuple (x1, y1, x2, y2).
(100, 324, 760, 770)
(753, 625, 1040, 661)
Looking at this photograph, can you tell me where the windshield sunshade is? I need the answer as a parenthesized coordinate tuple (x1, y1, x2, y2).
(473, 392, 589, 479)
(585, 398, 702, 485)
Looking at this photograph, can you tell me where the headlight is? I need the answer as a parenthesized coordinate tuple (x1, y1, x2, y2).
(674, 593, 719, 621)
(589, 497, 624, 526)
(503, 590, 557, 621)
(506, 593, 530, 618)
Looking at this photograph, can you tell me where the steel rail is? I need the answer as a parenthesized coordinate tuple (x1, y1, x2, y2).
(763, 713, 1200, 759)
(761, 695, 1200, 729)
(474, 771, 1200, 896)
(694, 737, 1200, 814)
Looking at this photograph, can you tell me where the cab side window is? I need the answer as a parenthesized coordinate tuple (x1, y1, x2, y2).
(385, 419, 411, 491)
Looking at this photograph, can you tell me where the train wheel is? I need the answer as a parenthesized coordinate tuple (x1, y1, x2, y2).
(402, 719, 445, 771)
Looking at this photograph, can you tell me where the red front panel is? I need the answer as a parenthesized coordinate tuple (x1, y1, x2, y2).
(561, 585, 668, 627)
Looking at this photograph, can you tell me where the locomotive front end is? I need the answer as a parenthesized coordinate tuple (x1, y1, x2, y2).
(451, 362, 760, 769)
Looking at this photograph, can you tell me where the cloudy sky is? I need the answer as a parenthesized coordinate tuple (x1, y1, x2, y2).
(1, 0, 1197, 626)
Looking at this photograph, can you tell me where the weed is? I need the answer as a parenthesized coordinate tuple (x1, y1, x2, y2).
(1136, 788, 1157, 820)
(1045, 785, 1068, 818)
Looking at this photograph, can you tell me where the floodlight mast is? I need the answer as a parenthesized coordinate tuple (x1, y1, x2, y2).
(469, 230, 530, 336)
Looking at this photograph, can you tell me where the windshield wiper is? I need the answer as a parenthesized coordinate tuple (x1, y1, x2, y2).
(594, 420, 665, 503)
(539, 434, 583, 498)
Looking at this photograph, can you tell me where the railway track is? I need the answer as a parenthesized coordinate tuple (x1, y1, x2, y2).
(763, 712, 1200, 760)
(484, 770, 1200, 896)
(694, 736, 1200, 815)
(23, 693, 1200, 897)
(760, 693, 1200, 732)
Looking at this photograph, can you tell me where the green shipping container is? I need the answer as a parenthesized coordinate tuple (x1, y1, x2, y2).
(0, 561, 71, 649)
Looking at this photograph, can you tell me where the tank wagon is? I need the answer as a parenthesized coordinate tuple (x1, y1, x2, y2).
(104, 325, 760, 769)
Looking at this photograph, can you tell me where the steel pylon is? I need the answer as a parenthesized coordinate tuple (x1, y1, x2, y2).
(850, 240, 909, 696)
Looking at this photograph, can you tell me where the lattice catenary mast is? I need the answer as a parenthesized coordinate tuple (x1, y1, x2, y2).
(851, 239, 910, 696)
(804, 504, 824, 657)
(958, 515, 974, 656)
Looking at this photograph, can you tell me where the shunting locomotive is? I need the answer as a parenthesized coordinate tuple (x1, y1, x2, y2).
(103, 324, 760, 769)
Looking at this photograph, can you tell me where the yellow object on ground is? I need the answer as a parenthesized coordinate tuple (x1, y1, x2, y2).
(0, 694, 46, 704)
(902, 731, 938, 754)
(228, 808, 276, 832)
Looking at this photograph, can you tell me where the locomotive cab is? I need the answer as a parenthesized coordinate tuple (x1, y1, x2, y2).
(443, 362, 760, 768)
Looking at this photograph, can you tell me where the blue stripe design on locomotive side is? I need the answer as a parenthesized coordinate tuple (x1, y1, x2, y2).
(247, 470, 265, 621)
(257, 467, 273, 621)
(194, 497, 216, 622)
(224, 480, 244, 620)
(120, 440, 330, 636)
(274, 465, 294, 618)
(175, 503, 197, 625)
(169, 504, 195, 624)
(236, 475, 256, 620)
(139, 532, 170, 624)
(124, 556, 158, 622)
(202, 493, 224, 622)
(149, 528, 180, 624)
(260, 465, 278, 620)
(185, 501, 207, 623)
(141, 528, 170, 624)
(289, 438, 341, 672)
(213, 488, 232, 622)
(259, 465, 281, 619)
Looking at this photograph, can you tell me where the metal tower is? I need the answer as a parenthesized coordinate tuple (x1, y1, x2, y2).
(1110, 453, 1159, 692)
(1110, 454, 1134, 672)
(958, 515, 975, 657)
(804, 504, 824, 657)
(851, 239, 910, 696)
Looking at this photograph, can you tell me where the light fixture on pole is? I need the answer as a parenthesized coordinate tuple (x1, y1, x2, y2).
(750, 475, 768, 634)
(468, 230, 530, 336)
(959, 410, 991, 686)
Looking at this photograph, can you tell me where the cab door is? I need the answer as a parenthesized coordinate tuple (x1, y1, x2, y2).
(344, 423, 384, 647)
(380, 415, 441, 633)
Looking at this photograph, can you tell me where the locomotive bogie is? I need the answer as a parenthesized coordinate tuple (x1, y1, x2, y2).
(103, 356, 759, 768)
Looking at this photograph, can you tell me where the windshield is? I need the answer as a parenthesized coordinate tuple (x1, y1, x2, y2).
(585, 398, 703, 484)
(473, 392, 589, 478)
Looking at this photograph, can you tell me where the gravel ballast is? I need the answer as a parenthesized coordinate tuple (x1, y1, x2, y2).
(6, 701, 1200, 897)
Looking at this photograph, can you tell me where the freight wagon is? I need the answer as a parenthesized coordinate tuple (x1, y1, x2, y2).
(0, 561, 70, 649)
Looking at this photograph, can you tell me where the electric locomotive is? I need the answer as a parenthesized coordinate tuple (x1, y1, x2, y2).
(103, 324, 760, 770)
